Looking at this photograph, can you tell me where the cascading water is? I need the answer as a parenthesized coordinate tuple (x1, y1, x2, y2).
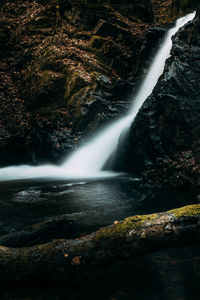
(0, 12, 195, 182)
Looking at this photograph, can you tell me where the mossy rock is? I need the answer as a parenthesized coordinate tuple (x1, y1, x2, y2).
(65, 71, 98, 119)
(24, 70, 66, 110)
(91, 35, 106, 49)
(65, 71, 88, 103)
(93, 39, 123, 66)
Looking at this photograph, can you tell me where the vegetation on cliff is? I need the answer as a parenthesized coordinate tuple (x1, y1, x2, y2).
(0, 0, 196, 165)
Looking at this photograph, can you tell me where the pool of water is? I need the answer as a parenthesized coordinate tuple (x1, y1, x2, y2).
(0, 175, 198, 239)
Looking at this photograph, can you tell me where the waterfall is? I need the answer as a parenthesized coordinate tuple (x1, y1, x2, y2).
(62, 12, 196, 174)
(0, 12, 195, 182)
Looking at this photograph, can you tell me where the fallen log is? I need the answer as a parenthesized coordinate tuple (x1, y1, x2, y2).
(0, 215, 74, 248)
(0, 204, 200, 281)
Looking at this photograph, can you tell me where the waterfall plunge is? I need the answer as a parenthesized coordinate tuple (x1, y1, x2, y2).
(62, 12, 196, 174)
(0, 12, 195, 182)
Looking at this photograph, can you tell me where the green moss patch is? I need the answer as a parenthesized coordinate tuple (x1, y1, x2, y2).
(91, 35, 106, 49)
(93, 214, 158, 243)
(169, 204, 200, 218)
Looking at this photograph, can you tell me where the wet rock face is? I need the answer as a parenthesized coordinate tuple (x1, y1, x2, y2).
(113, 14, 200, 186)
(0, 0, 198, 166)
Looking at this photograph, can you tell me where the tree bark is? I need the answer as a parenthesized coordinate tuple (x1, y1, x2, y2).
(0, 215, 74, 248)
(0, 204, 200, 282)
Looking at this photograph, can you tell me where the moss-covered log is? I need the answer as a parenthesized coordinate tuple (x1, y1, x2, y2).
(0, 215, 74, 248)
(0, 204, 200, 282)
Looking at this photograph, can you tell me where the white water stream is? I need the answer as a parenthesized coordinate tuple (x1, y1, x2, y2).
(0, 12, 195, 182)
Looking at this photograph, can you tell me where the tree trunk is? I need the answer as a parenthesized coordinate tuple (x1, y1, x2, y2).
(0, 204, 200, 282)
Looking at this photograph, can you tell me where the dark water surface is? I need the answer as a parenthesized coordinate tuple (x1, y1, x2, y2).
(0, 175, 200, 299)
(0, 175, 198, 237)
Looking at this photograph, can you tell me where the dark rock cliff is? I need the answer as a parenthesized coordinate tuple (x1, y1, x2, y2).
(113, 10, 200, 187)
(0, 0, 150, 165)
(0, 0, 198, 166)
